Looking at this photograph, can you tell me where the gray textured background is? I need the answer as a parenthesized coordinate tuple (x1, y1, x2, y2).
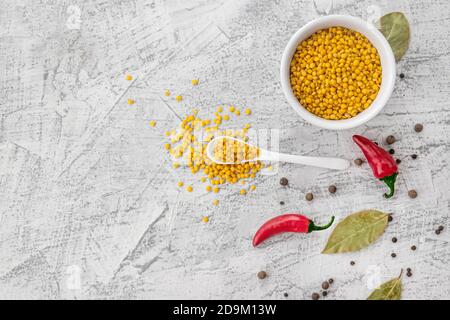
(0, 0, 449, 300)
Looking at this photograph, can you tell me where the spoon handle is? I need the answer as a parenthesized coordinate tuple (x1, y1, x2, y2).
(260, 150, 350, 170)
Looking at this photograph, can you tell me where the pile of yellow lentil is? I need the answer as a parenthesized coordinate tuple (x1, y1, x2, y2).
(290, 26, 382, 120)
(212, 137, 260, 164)
(164, 102, 262, 202)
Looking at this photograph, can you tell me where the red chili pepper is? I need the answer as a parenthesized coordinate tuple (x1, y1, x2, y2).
(252, 214, 334, 247)
(353, 135, 398, 198)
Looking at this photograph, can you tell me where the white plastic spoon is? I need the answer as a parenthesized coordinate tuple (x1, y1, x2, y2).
(206, 136, 350, 170)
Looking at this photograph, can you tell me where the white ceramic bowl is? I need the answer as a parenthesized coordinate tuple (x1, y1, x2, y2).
(280, 15, 396, 130)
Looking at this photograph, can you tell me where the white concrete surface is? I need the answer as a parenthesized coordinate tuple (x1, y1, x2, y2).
(0, 0, 449, 299)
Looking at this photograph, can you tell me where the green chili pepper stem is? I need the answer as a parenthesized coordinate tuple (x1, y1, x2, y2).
(380, 172, 398, 198)
(308, 216, 335, 233)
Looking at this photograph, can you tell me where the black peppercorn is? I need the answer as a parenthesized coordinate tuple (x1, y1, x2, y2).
(311, 292, 320, 300)
(280, 177, 288, 186)
(257, 271, 267, 279)
(354, 158, 363, 166)
(414, 124, 423, 132)
(408, 190, 418, 199)
(386, 135, 396, 145)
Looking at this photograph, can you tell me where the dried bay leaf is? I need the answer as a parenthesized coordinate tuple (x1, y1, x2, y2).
(322, 210, 388, 254)
(367, 270, 403, 300)
(378, 12, 410, 61)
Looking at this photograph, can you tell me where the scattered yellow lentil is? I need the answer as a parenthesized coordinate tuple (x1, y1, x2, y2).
(127, 99, 135, 105)
(235, 110, 240, 116)
(213, 199, 219, 206)
(149, 120, 156, 127)
(164, 90, 171, 96)
(125, 75, 133, 81)
(229, 106, 235, 112)
(202, 216, 209, 223)
(206, 185, 212, 192)
(213, 187, 220, 193)
(175, 95, 182, 102)
(290, 26, 382, 120)
(164, 143, 171, 150)
(201, 177, 207, 183)
(191, 79, 199, 85)
(177, 181, 184, 187)
(173, 162, 180, 169)
(245, 108, 252, 115)
(186, 185, 193, 192)
(217, 106, 223, 113)
(223, 114, 230, 121)
(165, 131, 171, 137)
(240, 189, 247, 195)
(250, 185, 256, 191)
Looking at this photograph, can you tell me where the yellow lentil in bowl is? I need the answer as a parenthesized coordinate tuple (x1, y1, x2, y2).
(290, 26, 382, 120)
